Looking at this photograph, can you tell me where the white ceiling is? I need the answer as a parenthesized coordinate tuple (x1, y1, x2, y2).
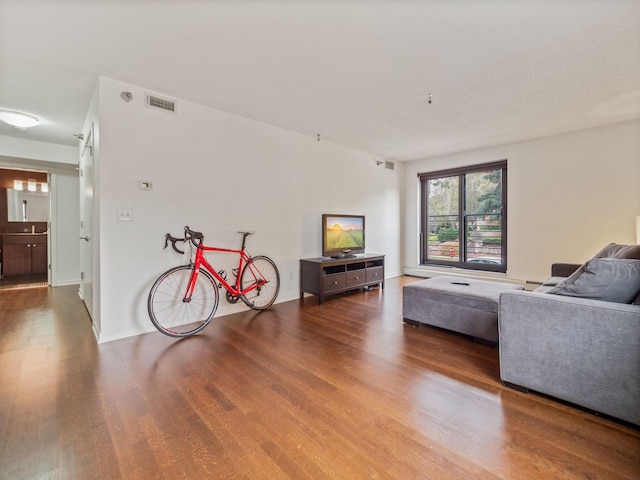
(1, 1, 639, 161)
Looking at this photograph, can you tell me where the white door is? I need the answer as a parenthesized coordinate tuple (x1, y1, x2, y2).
(79, 124, 94, 320)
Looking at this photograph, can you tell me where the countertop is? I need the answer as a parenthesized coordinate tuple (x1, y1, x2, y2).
(1, 232, 48, 236)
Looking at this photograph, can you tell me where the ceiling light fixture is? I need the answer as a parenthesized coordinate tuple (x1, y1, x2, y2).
(0, 109, 39, 128)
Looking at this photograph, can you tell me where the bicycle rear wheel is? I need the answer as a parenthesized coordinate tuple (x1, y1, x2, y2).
(148, 265, 219, 337)
(240, 255, 280, 310)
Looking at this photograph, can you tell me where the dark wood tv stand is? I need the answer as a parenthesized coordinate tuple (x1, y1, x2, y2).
(299, 254, 385, 304)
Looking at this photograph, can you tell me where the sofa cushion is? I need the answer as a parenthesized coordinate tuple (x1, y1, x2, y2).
(552, 244, 640, 292)
(541, 276, 567, 287)
(593, 243, 640, 259)
(550, 263, 582, 278)
(547, 258, 640, 303)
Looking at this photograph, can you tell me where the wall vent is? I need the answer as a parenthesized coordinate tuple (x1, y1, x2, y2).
(145, 94, 177, 114)
(385, 160, 395, 170)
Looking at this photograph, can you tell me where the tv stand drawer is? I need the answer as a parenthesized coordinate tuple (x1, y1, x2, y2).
(366, 266, 383, 283)
(323, 274, 346, 292)
(347, 270, 366, 287)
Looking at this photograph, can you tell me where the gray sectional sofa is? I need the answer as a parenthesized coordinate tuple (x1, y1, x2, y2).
(498, 243, 640, 426)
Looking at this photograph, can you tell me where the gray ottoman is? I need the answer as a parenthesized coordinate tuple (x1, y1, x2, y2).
(403, 276, 524, 344)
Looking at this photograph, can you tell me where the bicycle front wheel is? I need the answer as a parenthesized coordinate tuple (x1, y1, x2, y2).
(148, 265, 220, 337)
(240, 255, 280, 310)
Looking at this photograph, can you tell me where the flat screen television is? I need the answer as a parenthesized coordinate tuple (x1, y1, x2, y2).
(322, 214, 365, 258)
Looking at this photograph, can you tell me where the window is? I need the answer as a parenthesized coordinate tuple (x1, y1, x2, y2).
(419, 160, 507, 272)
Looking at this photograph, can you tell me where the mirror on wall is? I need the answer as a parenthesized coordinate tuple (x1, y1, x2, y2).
(6, 188, 49, 222)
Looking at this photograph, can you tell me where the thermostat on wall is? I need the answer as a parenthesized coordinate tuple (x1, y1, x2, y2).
(138, 180, 153, 191)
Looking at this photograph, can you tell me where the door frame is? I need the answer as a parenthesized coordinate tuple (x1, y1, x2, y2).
(0, 164, 52, 284)
(78, 122, 95, 325)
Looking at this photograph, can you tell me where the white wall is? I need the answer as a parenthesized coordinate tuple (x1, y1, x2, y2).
(403, 119, 640, 283)
(94, 77, 402, 342)
(0, 135, 77, 165)
(50, 168, 80, 285)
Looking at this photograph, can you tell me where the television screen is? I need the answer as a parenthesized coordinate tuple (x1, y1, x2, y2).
(322, 214, 365, 257)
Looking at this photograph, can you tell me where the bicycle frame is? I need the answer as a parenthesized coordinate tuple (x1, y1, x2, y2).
(148, 227, 280, 337)
(184, 243, 267, 301)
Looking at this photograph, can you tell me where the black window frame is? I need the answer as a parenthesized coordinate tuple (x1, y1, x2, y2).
(419, 160, 507, 273)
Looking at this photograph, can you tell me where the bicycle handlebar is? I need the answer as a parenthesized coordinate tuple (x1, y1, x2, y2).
(184, 226, 204, 243)
(164, 233, 185, 254)
(163, 227, 256, 255)
(163, 226, 204, 254)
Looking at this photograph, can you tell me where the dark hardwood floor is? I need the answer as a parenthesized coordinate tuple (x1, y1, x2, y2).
(1, 277, 638, 479)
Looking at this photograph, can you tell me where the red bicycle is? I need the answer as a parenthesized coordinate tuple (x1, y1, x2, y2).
(147, 226, 280, 337)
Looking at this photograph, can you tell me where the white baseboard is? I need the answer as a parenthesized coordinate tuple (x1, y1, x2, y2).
(52, 279, 81, 287)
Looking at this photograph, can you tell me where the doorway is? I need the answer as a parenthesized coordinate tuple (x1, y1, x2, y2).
(0, 167, 50, 289)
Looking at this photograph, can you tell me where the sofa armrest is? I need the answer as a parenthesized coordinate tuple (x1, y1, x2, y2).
(550, 263, 581, 277)
(498, 290, 640, 425)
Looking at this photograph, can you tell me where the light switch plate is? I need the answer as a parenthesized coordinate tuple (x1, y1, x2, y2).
(117, 208, 133, 221)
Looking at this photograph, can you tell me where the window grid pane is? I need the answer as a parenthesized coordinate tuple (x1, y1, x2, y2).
(426, 176, 459, 262)
(465, 169, 502, 265)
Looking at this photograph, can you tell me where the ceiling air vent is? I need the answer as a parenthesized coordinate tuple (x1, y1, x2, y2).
(145, 94, 177, 114)
(385, 160, 395, 170)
